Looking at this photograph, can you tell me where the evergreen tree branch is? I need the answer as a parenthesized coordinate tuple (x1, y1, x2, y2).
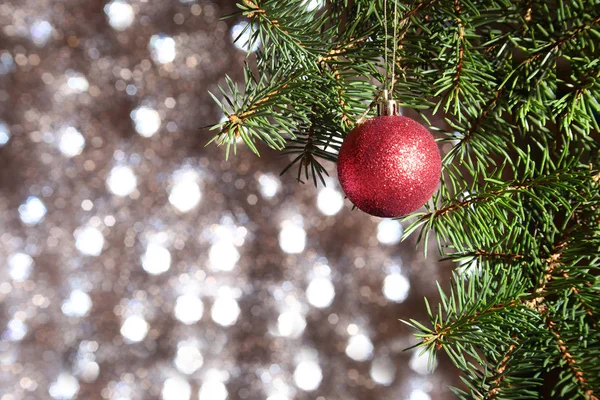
(485, 339, 518, 399)
(544, 312, 596, 399)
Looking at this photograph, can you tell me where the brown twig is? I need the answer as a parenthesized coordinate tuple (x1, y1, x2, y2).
(452, 0, 465, 93)
(486, 339, 518, 399)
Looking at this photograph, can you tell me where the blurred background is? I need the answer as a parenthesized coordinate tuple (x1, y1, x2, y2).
(0, 0, 459, 399)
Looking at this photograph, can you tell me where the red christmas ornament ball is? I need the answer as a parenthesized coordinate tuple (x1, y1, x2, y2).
(337, 115, 441, 217)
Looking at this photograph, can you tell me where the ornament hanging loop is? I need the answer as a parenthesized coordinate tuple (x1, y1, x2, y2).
(379, 0, 400, 117)
(377, 90, 399, 116)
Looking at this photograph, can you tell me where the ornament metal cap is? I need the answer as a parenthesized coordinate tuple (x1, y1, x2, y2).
(377, 89, 399, 116)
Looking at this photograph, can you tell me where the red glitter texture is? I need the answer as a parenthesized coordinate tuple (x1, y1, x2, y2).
(337, 116, 442, 217)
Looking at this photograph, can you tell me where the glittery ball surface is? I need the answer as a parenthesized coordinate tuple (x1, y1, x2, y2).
(337, 116, 442, 217)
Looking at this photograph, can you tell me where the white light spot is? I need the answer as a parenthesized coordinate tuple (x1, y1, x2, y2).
(293, 360, 322, 391)
(141, 243, 171, 275)
(383, 273, 410, 303)
(231, 21, 260, 53)
(75, 226, 104, 256)
(149, 34, 176, 64)
(211, 297, 240, 327)
(131, 105, 161, 137)
(370, 356, 396, 386)
(345, 334, 374, 361)
(317, 187, 344, 216)
(457, 258, 481, 278)
(347, 324, 359, 336)
(277, 311, 306, 338)
(174, 294, 204, 324)
(162, 377, 191, 400)
(377, 219, 403, 245)
(8, 252, 34, 281)
(19, 196, 47, 225)
(78, 360, 100, 382)
(410, 389, 431, 400)
(199, 381, 228, 400)
(306, 278, 335, 308)
(303, 0, 325, 11)
(120, 315, 149, 343)
(409, 350, 437, 375)
(104, 0, 135, 31)
(258, 173, 280, 198)
(30, 20, 53, 47)
(169, 178, 201, 212)
(278, 224, 306, 254)
(106, 166, 137, 196)
(67, 74, 89, 93)
(58, 127, 85, 157)
(0, 121, 10, 146)
(62, 290, 92, 317)
(2, 319, 27, 341)
(49, 373, 79, 400)
(209, 241, 240, 271)
(174, 341, 204, 375)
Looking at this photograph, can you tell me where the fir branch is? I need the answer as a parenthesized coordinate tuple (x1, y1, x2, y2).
(443, 87, 504, 165)
(452, 0, 465, 93)
(527, 15, 600, 64)
(485, 339, 518, 399)
(544, 313, 596, 399)
(473, 249, 524, 262)
(420, 298, 520, 350)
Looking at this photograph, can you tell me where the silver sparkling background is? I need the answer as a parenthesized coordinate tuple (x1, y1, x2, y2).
(0, 1, 458, 399)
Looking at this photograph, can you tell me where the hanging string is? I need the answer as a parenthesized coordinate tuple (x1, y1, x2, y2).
(390, 0, 398, 95)
(383, 0, 399, 98)
(383, 0, 389, 93)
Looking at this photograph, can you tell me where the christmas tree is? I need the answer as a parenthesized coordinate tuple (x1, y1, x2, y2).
(210, 0, 600, 398)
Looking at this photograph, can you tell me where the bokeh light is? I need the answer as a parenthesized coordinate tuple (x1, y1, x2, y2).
(174, 294, 204, 324)
(106, 166, 137, 197)
(279, 222, 306, 254)
(345, 333, 374, 361)
(169, 170, 202, 212)
(306, 277, 335, 308)
(62, 290, 93, 317)
(104, 0, 135, 31)
(58, 127, 85, 158)
(174, 341, 204, 375)
(74, 226, 105, 256)
(211, 296, 241, 327)
(231, 21, 260, 53)
(19, 196, 47, 225)
(48, 373, 79, 400)
(162, 377, 191, 400)
(277, 310, 306, 338)
(141, 243, 172, 275)
(30, 20, 53, 47)
(317, 186, 344, 216)
(370, 356, 396, 386)
(383, 273, 411, 303)
(377, 219, 403, 245)
(131, 105, 161, 137)
(293, 360, 322, 391)
(3, 319, 28, 342)
(0, 1, 453, 398)
(120, 315, 149, 343)
(199, 380, 228, 400)
(0, 120, 11, 146)
(303, 0, 325, 11)
(150, 34, 177, 64)
(8, 252, 34, 281)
